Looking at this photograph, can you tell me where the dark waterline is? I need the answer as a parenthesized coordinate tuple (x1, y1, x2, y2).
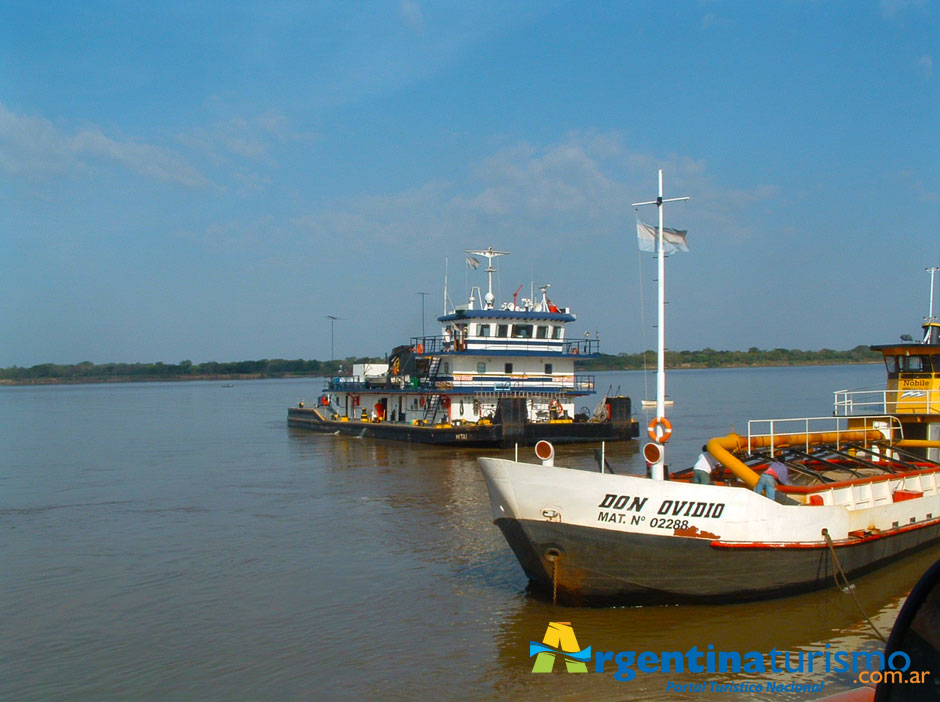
(2, 366, 936, 701)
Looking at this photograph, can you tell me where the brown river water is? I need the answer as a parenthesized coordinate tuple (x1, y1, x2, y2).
(2, 365, 937, 700)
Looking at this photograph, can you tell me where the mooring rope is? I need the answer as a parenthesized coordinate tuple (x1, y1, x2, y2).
(822, 529, 887, 643)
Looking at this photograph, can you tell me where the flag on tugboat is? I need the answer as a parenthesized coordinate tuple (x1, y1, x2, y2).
(637, 220, 689, 254)
(466, 255, 481, 269)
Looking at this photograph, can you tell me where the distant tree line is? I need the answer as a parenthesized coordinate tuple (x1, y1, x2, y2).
(0, 357, 382, 384)
(578, 345, 881, 371)
(0, 346, 882, 384)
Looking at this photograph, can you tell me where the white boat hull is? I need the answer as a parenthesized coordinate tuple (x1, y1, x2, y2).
(478, 458, 940, 604)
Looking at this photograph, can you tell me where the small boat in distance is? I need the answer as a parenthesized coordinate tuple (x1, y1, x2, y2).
(288, 247, 640, 447)
(477, 172, 940, 605)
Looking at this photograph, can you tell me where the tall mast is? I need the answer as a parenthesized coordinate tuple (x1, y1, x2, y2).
(632, 170, 690, 480)
(466, 246, 509, 309)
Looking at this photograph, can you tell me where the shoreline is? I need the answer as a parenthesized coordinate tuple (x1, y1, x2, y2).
(0, 361, 881, 387)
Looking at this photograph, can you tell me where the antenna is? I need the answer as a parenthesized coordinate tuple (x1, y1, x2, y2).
(326, 315, 341, 362)
(466, 246, 509, 309)
(632, 170, 690, 481)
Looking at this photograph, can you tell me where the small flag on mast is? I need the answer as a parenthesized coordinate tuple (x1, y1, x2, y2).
(637, 220, 689, 254)
(466, 255, 481, 269)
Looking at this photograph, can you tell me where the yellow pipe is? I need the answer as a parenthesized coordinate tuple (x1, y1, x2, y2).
(897, 440, 940, 449)
(706, 430, 884, 489)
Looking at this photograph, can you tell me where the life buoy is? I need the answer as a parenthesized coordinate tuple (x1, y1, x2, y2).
(647, 416, 673, 443)
(419, 396, 426, 407)
(549, 399, 562, 412)
(416, 343, 424, 354)
(572, 347, 579, 355)
(319, 394, 330, 406)
(441, 396, 451, 409)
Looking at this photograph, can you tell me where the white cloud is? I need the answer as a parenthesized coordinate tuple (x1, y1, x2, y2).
(0, 101, 208, 187)
(919, 54, 934, 79)
(288, 132, 776, 251)
(399, 0, 425, 33)
(880, 0, 928, 18)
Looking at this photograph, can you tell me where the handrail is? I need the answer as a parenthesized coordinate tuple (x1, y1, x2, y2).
(834, 388, 940, 415)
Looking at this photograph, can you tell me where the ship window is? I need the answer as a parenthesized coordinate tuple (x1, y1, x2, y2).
(443, 362, 450, 374)
(477, 362, 486, 374)
(477, 323, 490, 337)
(536, 326, 549, 339)
(552, 326, 563, 339)
(512, 324, 533, 338)
(885, 356, 899, 377)
(496, 324, 508, 338)
(901, 355, 929, 373)
(504, 363, 513, 374)
(544, 363, 553, 374)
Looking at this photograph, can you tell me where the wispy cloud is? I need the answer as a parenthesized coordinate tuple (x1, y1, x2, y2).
(289, 132, 775, 250)
(880, 0, 928, 19)
(0, 101, 208, 187)
(178, 110, 317, 165)
(399, 0, 425, 33)
(919, 54, 934, 79)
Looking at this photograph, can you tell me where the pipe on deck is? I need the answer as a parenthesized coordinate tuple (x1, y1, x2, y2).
(706, 430, 885, 489)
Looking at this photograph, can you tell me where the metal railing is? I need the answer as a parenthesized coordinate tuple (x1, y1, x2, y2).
(746, 415, 903, 454)
(409, 335, 599, 356)
(834, 388, 940, 416)
(325, 373, 595, 394)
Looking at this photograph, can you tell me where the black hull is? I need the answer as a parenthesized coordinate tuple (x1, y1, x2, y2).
(496, 517, 940, 606)
(287, 407, 639, 447)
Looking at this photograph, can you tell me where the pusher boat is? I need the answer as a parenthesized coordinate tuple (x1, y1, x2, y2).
(288, 247, 639, 447)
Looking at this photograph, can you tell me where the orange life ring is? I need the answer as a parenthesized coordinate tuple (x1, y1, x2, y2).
(572, 347, 579, 355)
(647, 416, 673, 443)
(319, 394, 330, 406)
(549, 399, 562, 412)
(440, 396, 451, 408)
(419, 396, 426, 407)
(416, 343, 424, 354)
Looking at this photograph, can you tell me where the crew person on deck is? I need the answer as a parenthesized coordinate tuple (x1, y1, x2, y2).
(755, 460, 789, 499)
(692, 445, 717, 484)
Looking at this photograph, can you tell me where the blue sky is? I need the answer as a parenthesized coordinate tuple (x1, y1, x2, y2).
(2, 0, 938, 366)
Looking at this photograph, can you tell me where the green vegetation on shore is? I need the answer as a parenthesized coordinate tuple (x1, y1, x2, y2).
(0, 357, 381, 385)
(1, 346, 881, 385)
(578, 345, 881, 371)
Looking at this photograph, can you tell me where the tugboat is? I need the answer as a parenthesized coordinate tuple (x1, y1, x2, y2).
(288, 247, 640, 447)
(477, 172, 940, 605)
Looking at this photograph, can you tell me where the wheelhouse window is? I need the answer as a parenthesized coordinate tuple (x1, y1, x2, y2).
(504, 363, 513, 374)
(551, 326, 563, 340)
(511, 324, 533, 338)
(536, 325, 549, 339)
(477, 362, 486, 374)
(900, 355, 930, 373)
(496, 324, 509, 338)
(442, 362, 450, 374)
(544, 363, 553, 374)
(476, 323, 491, 337)
(884, 356, 899, 378)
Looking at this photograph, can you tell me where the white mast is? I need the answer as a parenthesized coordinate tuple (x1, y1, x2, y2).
(927, 267, 939, 322)
(632, 170, 690, 480)
(466, 246, 509, 309)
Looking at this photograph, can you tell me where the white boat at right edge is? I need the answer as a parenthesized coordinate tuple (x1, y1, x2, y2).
(477, 171, 940, 606)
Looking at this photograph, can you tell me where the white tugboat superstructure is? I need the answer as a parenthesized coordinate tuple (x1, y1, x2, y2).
(288, 247, 640, 446)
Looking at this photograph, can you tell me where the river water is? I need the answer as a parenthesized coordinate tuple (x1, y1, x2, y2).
(2, 365, 937, 701)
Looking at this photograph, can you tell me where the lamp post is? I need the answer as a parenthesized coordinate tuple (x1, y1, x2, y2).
(417, 292, 429, 338)
(326, 315, 340, 361)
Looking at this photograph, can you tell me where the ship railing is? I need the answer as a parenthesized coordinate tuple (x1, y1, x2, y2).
(409, 335, 599, 356)
(746, 415, 904, 455)
(325, 375, 366, 391)
(834, 388, 940, 415)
